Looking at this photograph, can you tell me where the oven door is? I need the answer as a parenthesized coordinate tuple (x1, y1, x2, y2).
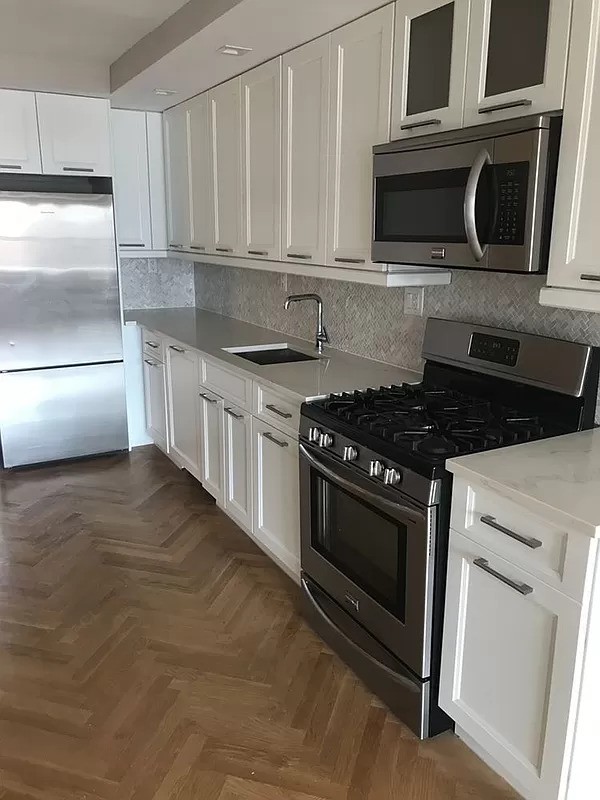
(299, 442, 435, 679)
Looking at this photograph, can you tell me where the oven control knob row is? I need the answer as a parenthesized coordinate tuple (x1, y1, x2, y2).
(343, 446, 358, 462)
(369, 460, 384, 478)
(308, 427, 321, 443)
(318, 432, 334, 448)
(383, 468, 402, 486)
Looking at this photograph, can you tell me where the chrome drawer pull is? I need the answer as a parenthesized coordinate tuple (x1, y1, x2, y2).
(169, 345, 185, 353)
(143, 358, 159, 367)
(263, 431, 288, 448)
(400, 118, 441, 130)
(473, 558, 533, 596)
(287, 252, 312, 260)
(334, 257, 366, 264)
(0, 164, 22, 170)
(199, 392, 217, 404)
(170, 243, 183, 248)
(145, 341, 159, 348)
(224, 407, 243, 420)
(478, 98, 532, 114)
(580, 273, 600, 282)
(63, 166, 94, 172)
(120, 243, 145, 248)
(480, 514, 542, 549)
(216, 246, 233, 253)
(265, 403, 292, 419)
(190, 245, 206, 251)
(248, 249, 268, 256)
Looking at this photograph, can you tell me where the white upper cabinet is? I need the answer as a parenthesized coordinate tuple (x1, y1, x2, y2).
(327, 6, 393, 268)
(0, 90, 42, 173)
(241, 59, 282, 261)
(163, 103, 191, 251)
(188, 93, 215, 256)
(282, 36, 330, 265)
(392, 0, 470, 137)
(540, 0, 600, 309)
(36, 94, 111, 176)
(111, 110, 152, 251)
(209, 78, 243, 255)
(463, 0, 572, 126)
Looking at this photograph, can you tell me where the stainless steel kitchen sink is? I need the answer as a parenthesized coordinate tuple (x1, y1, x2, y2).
(223, 344, 318, 365)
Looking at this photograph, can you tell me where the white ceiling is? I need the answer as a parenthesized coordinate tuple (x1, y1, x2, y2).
(0, 0, 191, 95)
(110, 0, 390, 111)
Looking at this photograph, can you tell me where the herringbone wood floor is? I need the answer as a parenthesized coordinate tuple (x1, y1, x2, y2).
(0, 446, 520, 800)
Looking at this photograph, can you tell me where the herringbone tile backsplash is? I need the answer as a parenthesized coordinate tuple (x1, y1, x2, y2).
(194, 263, 600, 419)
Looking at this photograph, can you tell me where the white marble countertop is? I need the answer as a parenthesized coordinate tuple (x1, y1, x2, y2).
(447, 429, 600, 538)
(124, 307, 421, 400)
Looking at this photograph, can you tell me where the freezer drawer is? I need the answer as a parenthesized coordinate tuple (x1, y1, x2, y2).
(0, 362, 128, 467)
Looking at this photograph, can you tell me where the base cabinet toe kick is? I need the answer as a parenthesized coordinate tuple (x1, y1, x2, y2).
(440, 474, 600, 800)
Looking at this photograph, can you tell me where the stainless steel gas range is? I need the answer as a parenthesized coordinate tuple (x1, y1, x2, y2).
(299, 318, 600, 739)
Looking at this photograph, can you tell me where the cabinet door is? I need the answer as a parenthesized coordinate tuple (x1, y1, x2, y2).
(166, 344, 200, 478)
(143, 356, 167, 450)
(464, 0, 572, 126)
(282, 36, 330, 265)
(241, 59, 282, 261)
(163, 104, 191, 251)
(252, 420, 300, 577)
(37, 94, 112, 176)
(327, 7, 393, 268)
(209, 78, 242, 255)
(223, 403, 252, 530)
(111, 110, 152, 252)
(146, 112, 168, 251)
(0, 90, 41, 173)
(198, 388, 224, 504)
(541, 0, 600, 301)
(188, 93, 214, 255)
(440, 530, 582, 799)
(392, 0, 470, 138)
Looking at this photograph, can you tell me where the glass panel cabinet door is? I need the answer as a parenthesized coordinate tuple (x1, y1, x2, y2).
(464, 0, 573, 126)
(391, 0, 470, 138)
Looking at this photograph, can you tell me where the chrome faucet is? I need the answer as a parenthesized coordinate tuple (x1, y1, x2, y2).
(284, 293, 329, 354)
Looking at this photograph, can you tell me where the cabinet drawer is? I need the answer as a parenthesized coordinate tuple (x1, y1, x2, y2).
(142, 330, 165, 362)
(201, 358, 252, 409)
(451, 476, 593, 602)
(253, 382, 300, 437)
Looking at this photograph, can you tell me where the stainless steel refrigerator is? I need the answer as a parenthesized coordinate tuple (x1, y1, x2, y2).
(0, 190, 128, 467)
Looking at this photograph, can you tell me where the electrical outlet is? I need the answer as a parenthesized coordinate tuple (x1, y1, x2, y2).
(404, 287, 424, 316)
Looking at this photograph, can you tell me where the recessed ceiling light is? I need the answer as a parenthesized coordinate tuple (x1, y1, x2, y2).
(154, 88, 178, 96)
(218, 44, 253, 56)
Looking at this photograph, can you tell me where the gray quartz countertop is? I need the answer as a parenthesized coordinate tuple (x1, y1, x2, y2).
(447, 428, 600, 538)
(125, 307, 422, 400)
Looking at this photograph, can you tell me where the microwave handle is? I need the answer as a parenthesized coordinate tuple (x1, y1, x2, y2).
(464, 148, 491, 262)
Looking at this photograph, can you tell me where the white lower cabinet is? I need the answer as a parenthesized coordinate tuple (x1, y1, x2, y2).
(223, 403, 253, 530)
(166, 344, 201, 479)
(440, 529, 584, 800)
(142, 356, 167, 451)
(198, 387, 225, 504)
(252, 419, 300, 577)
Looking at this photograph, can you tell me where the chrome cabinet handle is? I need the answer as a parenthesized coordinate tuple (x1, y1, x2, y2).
(144, 358, 159, 367)
(120, 243, 145, 248)
(334, 257, 366, 264)
(480, 514, 542, 549)
(473, 558, 533, 596)
(145, 341, 159, 348)
(248, 249, 268, 256)
(63, 166, 94, 173)
(199, 392, 217, 404)
(580, 273, 600, 282)
(190, 245, 206, 251)
(265, 403, 292, 419)
(216, 247, 233, 253)
(263, 431, 288, 448)
(170, 243, 183, 248)
(224, 407, 243, 420)
(169, 345, 185, 353)
(478, 99, 532, 115)
(464, 148, 491, 262)
(287, 253, 312, 260)
(400, 118, 442, 131)
(0, 164, 23, 170)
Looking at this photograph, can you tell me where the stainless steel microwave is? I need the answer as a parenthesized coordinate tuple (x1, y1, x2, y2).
(372, 114, 562, 273)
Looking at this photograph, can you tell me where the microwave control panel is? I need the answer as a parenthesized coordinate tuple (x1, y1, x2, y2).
(491, 162, 529, 246)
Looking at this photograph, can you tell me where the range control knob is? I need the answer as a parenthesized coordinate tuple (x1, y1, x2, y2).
(308, 426, 321, 443)
(318, 432, 334, 448)
(369, 460, 384, 478)
(383, 468, 402, 486)
(343, 446, 358, 462)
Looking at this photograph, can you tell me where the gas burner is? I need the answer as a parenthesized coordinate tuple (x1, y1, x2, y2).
(415, 435, 461, 458)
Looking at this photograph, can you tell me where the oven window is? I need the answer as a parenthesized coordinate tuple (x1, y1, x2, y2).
(312, 474, 408, 620)
(374, 166, 492, 244)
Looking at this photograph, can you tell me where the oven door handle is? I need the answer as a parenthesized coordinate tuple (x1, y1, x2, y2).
(299, 443, 423, 524)
(464, 147, 491, 262)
